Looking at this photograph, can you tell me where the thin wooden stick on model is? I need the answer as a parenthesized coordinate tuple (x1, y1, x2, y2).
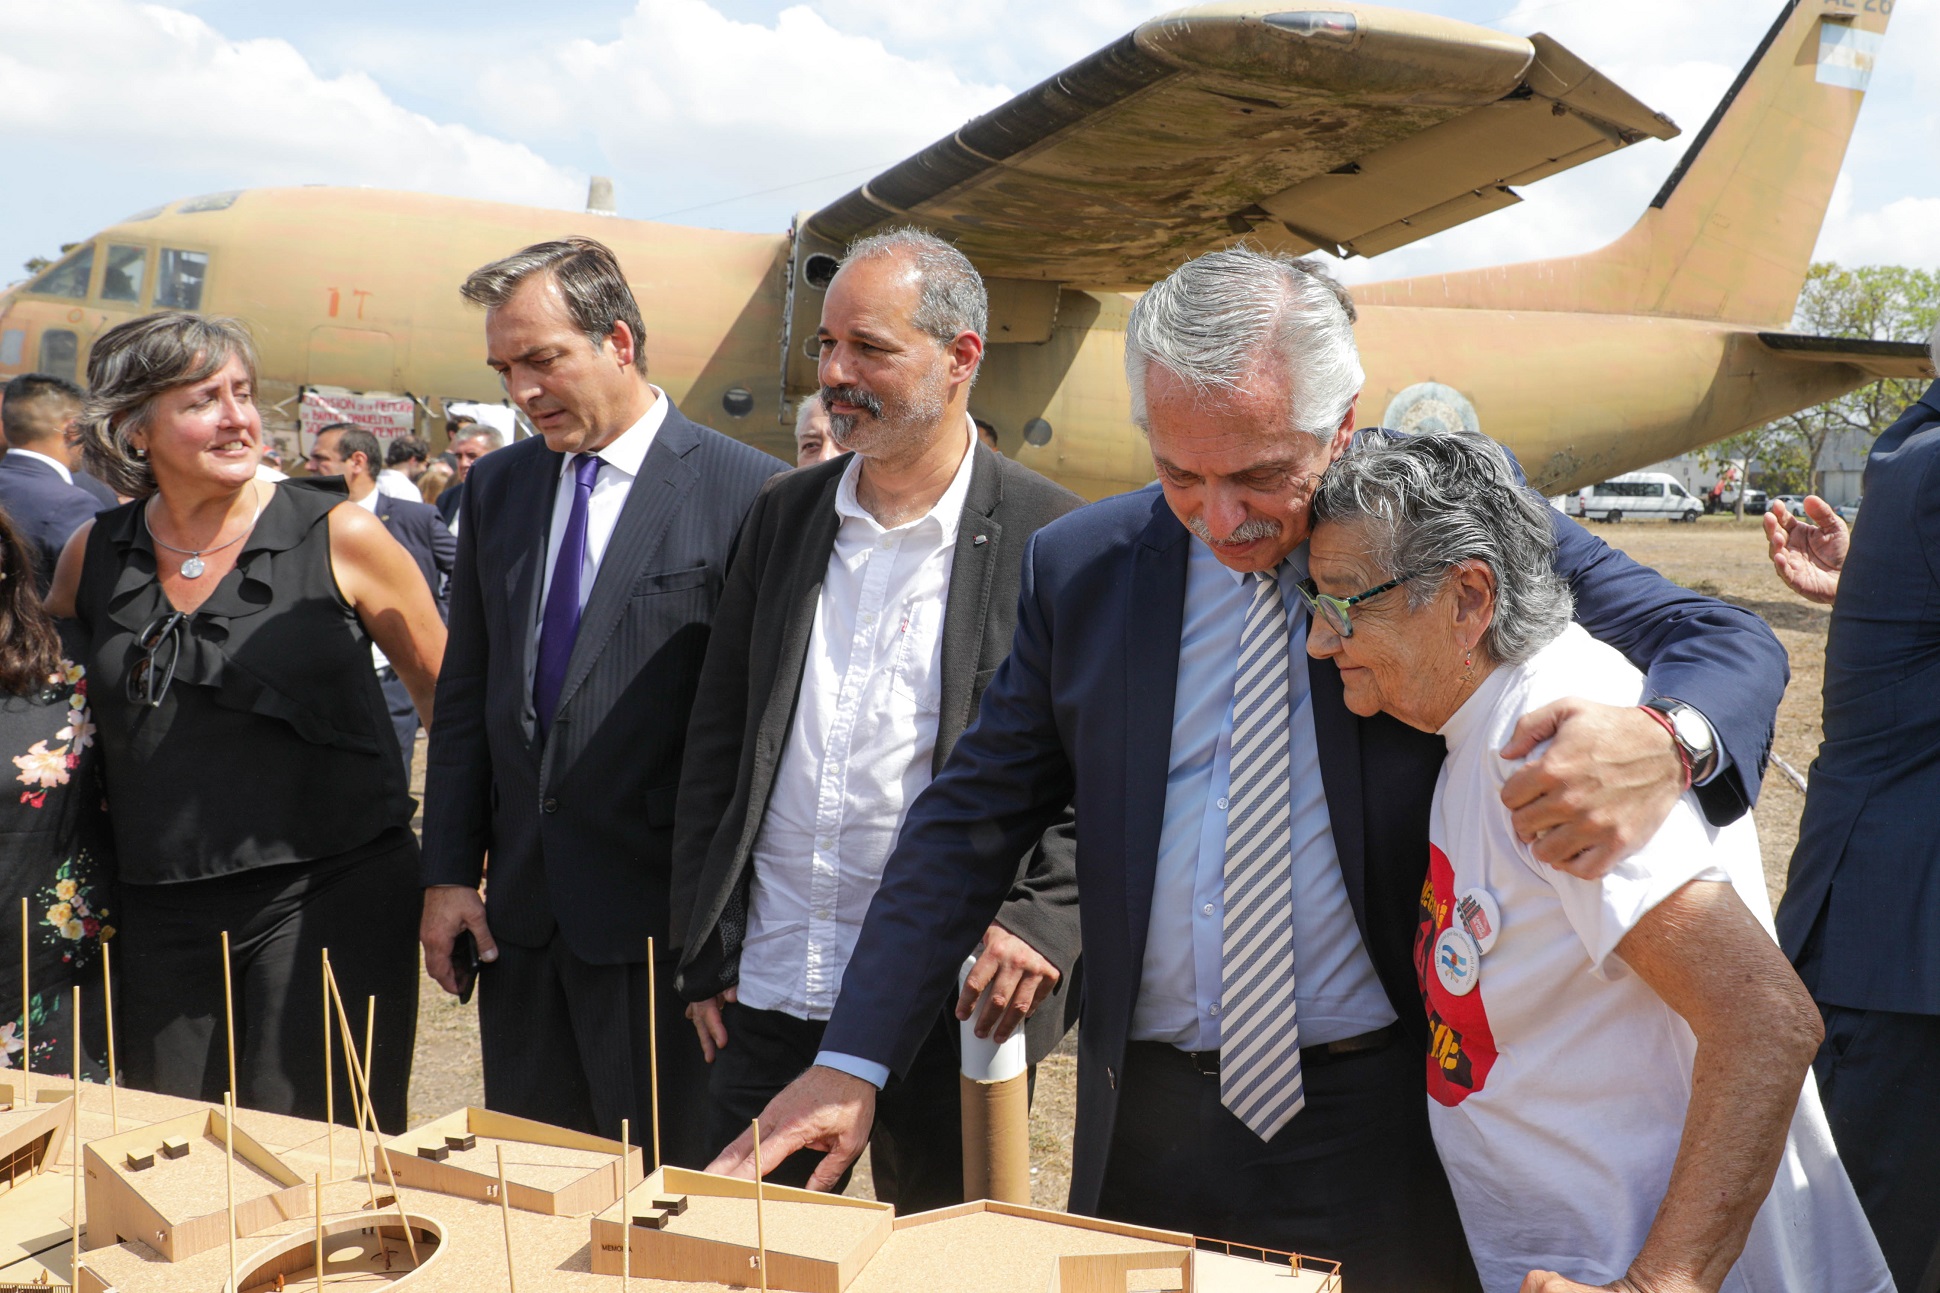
(20, 897, 30, 1103)
(313, 1172, 324, 1292)
(323, 966, 416, 1267)
(322, 951, 366, 1180)
(322, 950, 333, 1183)
(496, 1144, 517, 1293)
(646, 936, 661, 1171)
(71, 986, 82, 1282)
(751, 1119, 769, 1293)
(619, 1117, 630, 1293)
(220, 930, 238, 1107)
(225, 1090, 238, 1293)
(102, 940, 118, 1132)
(362, 997, 375, 1142)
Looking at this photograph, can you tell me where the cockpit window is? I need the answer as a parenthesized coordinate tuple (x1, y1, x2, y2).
(103, 245, 147, 303)
(121, 204, 166, 222)
(156, 249, 208, 311)
(27, 245, 93, 298)
(177, 191, 240, 214)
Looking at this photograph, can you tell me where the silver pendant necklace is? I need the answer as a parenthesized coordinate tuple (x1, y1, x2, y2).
(145, 483, 271, 579)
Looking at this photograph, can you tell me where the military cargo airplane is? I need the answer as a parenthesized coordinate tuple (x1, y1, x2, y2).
(0, 0, 1927, 497)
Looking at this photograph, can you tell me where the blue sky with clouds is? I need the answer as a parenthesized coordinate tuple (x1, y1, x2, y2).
(3, 0, 1935, 291)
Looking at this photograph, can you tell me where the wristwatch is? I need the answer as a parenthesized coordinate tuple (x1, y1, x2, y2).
(1641, 698, 1719, 785)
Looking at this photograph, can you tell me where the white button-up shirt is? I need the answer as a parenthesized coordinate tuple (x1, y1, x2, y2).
(535, 389, 669, 622)
(738, 418, 977, 1020)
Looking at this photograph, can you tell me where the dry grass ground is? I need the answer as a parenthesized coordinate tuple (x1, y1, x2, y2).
(405, 513, 1825, 1212)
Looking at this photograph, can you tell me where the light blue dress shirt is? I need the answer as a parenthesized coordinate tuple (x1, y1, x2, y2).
(818, 537, 1396, 1090)
(1128, 538, 1394, 1051)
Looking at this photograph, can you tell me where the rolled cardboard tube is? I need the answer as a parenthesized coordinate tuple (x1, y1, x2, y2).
(958, 954, 1032, 1203)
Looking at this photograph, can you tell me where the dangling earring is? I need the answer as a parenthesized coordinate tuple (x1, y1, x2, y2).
(1462, 648, 1474, 684)
(132, 447, 147, 461)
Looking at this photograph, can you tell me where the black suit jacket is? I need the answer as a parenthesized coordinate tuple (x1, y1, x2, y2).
(435, 481, 464, 526)
(372, 490, 456, 618)
(670, 444, 1084, 1063)
(420, 406, 787, 963)
(0, 452, 105, 594)
(1777, 381, 1940, 1015)
(821, 481, 1789, 1212)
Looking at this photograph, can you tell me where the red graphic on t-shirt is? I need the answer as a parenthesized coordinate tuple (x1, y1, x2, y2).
(1415, 844, 1497, 1106)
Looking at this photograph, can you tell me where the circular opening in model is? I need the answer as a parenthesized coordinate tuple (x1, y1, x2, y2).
(802, 254, 840, 290)
(722, 387, 755, 418)
(1023, 418, 1053, 447)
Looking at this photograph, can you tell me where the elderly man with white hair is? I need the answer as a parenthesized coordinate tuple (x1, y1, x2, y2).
(715, 247, 1790, 1291)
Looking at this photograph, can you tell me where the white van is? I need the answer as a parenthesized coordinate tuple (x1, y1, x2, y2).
(1570, 472, 1702, 523)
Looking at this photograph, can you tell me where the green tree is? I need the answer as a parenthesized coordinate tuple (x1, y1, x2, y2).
(1706, 261, 1939, 501)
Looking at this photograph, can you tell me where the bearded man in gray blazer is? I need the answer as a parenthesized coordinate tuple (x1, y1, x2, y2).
(671, 229, 1082, 1208)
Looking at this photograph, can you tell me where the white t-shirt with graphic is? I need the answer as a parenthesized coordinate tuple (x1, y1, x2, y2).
(1423, 624, 1889, 1293)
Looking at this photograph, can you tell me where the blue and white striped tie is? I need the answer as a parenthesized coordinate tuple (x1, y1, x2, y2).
(1219, 568, 1305, 1141)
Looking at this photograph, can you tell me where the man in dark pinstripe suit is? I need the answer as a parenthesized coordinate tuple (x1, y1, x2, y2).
(419, 238, 786, 1161)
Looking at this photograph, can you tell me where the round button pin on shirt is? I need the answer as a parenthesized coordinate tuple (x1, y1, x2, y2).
(1435, 926, 1483, 997)
(1455, 887, 1503, 955)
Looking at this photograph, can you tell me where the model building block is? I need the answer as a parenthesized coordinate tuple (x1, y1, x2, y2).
(80, 1108, 310, 1261)
(654, 1194, 689, 1216)
(379, 1107, 640, 1217)
(0, 1096, 72, 1194)
(123, 1150, 153, 1173)
(591, 1166, 893, 1293)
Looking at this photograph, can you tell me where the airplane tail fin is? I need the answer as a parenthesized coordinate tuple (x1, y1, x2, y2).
(1361, 0, 1894, 325)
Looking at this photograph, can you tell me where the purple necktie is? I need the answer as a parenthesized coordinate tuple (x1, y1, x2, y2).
(534, 453, 602, 737)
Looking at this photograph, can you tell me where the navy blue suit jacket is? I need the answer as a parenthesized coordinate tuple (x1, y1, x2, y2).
(420, 407, 787, 964)
(373, 490, 456, 619)
(1776, 381, 1940, 1016)
(0, 452, 105, 594)
(823, 479, 1788, 1212)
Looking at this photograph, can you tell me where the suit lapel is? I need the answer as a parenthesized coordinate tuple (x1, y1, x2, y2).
(1308, 654, 1370, 936)
(553, 409, 699, 719)
(1124, 496, 1188, 973)
(935, 445, 1003, 772)
(759, 470, 844, 773)
(504, 444, 565, 744)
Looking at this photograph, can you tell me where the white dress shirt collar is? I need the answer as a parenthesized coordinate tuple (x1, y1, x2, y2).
(564, 386, 668, 479)
(7, 447, 74, 485)
(831, 413, 977, 544)
(352, 484, 381, 514)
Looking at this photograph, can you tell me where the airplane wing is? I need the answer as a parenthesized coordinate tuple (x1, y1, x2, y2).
(1757, 333, 1937, 383)
(802, 3, 1678, 289)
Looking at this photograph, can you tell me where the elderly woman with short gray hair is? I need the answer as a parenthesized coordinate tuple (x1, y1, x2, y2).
(45, 310, 446, 1130)
(1299, 428, 1887, 1293)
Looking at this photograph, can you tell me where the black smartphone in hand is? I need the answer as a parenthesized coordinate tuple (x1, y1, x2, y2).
(452, 930, 481, 1005)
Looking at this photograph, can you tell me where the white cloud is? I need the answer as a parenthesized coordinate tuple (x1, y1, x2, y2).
(460, 0, 1013, 226)
(0, 0, 583, 210)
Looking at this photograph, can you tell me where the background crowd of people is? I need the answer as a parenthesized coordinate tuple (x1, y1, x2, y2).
(0, 229, 1932, 1293)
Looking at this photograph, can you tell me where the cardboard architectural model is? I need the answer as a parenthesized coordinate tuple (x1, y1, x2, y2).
(231, 1213, 445, 1292)
(590, 1167, 894, 1291)
(12, 1079, 1339, 1293)
(80, 1109, 310, 1261)
(381, 1108, 641, 1217)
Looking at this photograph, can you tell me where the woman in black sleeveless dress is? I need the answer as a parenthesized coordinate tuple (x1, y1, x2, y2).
(47, 312, 447, 1130)
(0, 508, 113, 1081)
